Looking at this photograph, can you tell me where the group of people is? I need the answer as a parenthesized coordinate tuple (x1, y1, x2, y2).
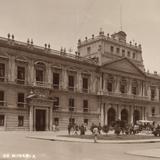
(67, 120, 160, 137)
(67, 123, 87, 135)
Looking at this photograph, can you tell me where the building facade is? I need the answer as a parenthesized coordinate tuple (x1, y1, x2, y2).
(0, 30, 160, 131)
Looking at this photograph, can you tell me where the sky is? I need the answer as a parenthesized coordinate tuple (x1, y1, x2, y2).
(0, 0, 160, 72)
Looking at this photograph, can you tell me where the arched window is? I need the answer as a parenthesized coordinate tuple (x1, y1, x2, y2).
(107, 108, 116, 126)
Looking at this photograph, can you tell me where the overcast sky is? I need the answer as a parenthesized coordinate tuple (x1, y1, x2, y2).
(0, 0, 160, 72)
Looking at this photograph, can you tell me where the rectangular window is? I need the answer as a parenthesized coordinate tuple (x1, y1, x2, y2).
(53, 97, 59, 111)
(36, 69, 43, 82)
(107, 82, 112, 92)
(0, 115, 4, 126)
(132, 86, 137, 95)
(151, 89, 155, 101)
(17, 93, 25, 107)
(116, 48, 120, 54)
(87, 47, 91, 54)
(83, 100, 88, 112)
(133, 53, 136, 59)
(151, 107, 155, 117)
(53, 73, 59, 89)
(69, 98, 74, 112)
(110, 46, 114, 53)
(84, 119, 88, 125)
(69, 118, 75, 125)
(54, 118, 59, 126)
(0, 91, 4, 106)
(68, 75, 74, 91)
(122, 49, 125, 56)
(82, 78, 88, 93)
(0, 63, 5, 82)
(127, 51, 130, 57)
(18, 116, 24, 127)
(17, 66, 25, 84)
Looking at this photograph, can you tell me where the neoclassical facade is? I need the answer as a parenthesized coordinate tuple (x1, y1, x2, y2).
(0, 30, 159, 131)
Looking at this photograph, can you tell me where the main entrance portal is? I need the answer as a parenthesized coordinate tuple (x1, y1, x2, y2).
(35, 109, 46, 131)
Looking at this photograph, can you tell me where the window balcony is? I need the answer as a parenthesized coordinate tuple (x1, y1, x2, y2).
(16, 79, 25, 85)
(17, 102, 26, 108)
(53, 105, 59, 111)
(69, 107, 75, 112)
(68, 86, 75, 91)
(83, 108, 88, 113)
(53, 84, 60, 90)
(82, 88, 89, 93)
(0, 101, 7, 107)
(0, 77, 8, 83)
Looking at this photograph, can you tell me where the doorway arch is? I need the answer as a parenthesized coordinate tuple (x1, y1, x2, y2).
(107, 108, 116, 126)
(133, 110, 140, 124)
(121, 109, 128, 123)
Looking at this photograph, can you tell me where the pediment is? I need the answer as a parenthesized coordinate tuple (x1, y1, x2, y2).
(102, 58, 145, 77)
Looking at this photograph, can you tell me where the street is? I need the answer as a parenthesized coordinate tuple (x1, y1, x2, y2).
(0, 132, 159, 160)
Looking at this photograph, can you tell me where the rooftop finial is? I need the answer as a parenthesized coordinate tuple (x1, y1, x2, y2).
(120, 4, 123, 31)
(99, 28, 104, 36)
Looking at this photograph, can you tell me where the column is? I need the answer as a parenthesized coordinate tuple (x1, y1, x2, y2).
(28, 60, 34, 85)
(147, 83, 151, 100)
(8, 56, 16, 82)
(155, 87, 159, 101)
(46, 109, 49, 131)
(114, 76, 120, 93)
(62, 67, 68, 90)
(138, 81, 142, 96)
(128, 79, 132, 95)
(77, 71, 82, 92)
(50, 107, 53, 131)
(46, 64, 52, 88)
(100, 103, 105, 126)
(90, 73, 94, 93)
(117, 104, 121, 120)
(29, 105, 33, 131)
(130, 106, 134, 124)
(105, 104, 108, 125)
(99, 75, 103, 91)
(141, 106, 145, 120)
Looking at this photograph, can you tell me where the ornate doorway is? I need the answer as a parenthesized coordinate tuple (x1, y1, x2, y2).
(35, 109, 46, 131)
(107, 108, 116, 126)
(121, 109, 128, 123)
(133, 110, 140, 124)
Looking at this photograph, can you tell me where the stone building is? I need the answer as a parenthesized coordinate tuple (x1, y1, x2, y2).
(0, 30, 159, 131)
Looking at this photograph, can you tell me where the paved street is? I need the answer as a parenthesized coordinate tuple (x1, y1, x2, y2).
(0, 131, 160, 160)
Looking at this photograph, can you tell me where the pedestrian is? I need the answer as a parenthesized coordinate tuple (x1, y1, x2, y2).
(68, 123, 72, 135)
(93, 127, 99, 143)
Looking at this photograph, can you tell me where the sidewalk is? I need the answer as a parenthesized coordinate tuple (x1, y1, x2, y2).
(26, 130, 160, 144)
(126, 149, 160, 158)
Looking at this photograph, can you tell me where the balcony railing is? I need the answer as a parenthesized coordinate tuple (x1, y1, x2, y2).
(53, 105, 59, 111)
(0, 77, 8, 82)
(35, 81, 51, 88)
(101, 91, 149, 101)
(69, 107, 75, 112)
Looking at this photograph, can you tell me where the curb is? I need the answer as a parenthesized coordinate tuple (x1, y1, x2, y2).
(26, 136, 160, 144)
